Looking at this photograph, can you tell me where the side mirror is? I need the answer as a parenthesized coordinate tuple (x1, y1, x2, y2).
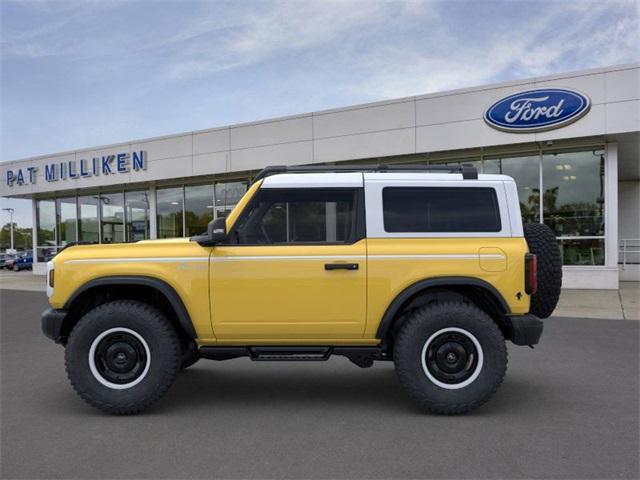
(208, 217, 227, 243)
(193, 217, 227, 246)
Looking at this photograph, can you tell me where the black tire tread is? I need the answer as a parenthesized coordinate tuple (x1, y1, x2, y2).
(394, 301, 507, 415)
(65, 300, 181, 415)
(524, 223, 562, 318)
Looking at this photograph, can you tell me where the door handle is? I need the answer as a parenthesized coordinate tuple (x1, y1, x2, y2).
(325, 263, 359, 271)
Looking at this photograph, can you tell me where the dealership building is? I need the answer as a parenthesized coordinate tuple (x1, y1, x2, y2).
(1, 63, 638, 289)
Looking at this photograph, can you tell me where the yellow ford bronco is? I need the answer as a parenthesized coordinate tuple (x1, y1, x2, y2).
(42, 164, 562, 415)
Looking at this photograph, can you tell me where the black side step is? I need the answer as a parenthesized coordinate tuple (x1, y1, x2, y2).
(250, 346, 331, 361)
(199, 346, 390, 368)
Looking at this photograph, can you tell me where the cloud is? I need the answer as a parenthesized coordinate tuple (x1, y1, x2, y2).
(163, 1, 401, 80)
(1, 0, 638, 162)
(4, 0, 637, 91)
(354, 1, 640, 99)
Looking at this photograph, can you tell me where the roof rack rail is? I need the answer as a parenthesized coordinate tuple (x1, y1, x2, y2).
(252, 163, 478, 183)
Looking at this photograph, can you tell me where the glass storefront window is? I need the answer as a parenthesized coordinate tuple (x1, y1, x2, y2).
(214, 181, 248, 218)
(559, 238, 605, 266)
(157, 187, 184, 238)
(483, 155, 540, 223)
(56, 197, 77, 246)
(542, 150, 605, 237)
(78, 195, 99, 243)
(36, 199, 56, 246)
(185, 184, 214, 237)
(100, 193, 125, 243)
(36, 200, 56, 261)
(432, 149, 605, 267)
(432, 159, 482, 171)
(125, 191, 150, 242)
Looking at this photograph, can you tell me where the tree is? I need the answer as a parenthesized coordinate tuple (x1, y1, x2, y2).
(0, 223, 32, 251)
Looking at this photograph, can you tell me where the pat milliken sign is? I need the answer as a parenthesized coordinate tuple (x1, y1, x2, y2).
(5, 150, 147, 187)
(484, 88, 591, 133)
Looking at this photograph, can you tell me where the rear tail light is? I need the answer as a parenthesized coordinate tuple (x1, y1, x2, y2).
(525, 253, 537, 295)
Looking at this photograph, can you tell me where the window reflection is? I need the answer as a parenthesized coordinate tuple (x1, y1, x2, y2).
(36, 200, 56, 261)
(214, 181, 248, 218)
(483, 155, 540, 223)
(36, 200, 56, 246)
(78, 196, 99, 243)
(542, 151, 605, 237)
(100, 193, 124, 243)
(185, 184, 214, 237)
(157, 187, 184, 238)
(234, 189, 356, 244)
(125, 191, 150, 242)
(56, 197, 77, 246)
(559, 238, 604, 266)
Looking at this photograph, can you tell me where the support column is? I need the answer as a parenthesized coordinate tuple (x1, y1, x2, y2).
(605, 142, 619, 286)
(149, 185, 157, 239)
(31, 198, 39, 275)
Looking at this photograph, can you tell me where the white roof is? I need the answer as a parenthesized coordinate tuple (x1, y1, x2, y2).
(260, 172, 514, 188)
(261, 172, 364, 188)
(363, 172, 514, 182)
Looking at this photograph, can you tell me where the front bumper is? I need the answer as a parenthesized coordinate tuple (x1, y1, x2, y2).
(41, 308, 68, 344)
(505, 314, 543, 346)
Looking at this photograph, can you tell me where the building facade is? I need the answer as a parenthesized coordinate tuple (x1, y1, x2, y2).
(1, 63, 639, 289)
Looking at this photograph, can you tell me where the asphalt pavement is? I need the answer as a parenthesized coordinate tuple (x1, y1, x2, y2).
(1, 289, 638, 479)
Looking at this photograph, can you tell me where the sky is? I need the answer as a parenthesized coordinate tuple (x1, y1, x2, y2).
(1, 0, 639, 227)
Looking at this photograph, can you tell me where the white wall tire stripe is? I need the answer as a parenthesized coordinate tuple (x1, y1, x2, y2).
(421, 327, 484, 390)
(88, 327, 151, 390)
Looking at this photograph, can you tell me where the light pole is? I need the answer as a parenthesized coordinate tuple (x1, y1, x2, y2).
(2, 207, 15, 251)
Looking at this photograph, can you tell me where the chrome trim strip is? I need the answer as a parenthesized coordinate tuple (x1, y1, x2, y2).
(370, 254, 505, 260)
(212, 255, 366, 262)
(65, 254, 505, 264)
(64, 257, 209, 264)
(212, 254, 503, 261)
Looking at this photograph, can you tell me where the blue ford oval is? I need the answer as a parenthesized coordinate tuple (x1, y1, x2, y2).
(484, 88, 591, 132)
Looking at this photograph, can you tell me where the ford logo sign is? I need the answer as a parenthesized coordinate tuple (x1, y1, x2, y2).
(484, 88, 591, 133)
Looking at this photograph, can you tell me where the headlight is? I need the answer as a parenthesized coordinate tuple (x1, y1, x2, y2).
(46, 261, 54, 298)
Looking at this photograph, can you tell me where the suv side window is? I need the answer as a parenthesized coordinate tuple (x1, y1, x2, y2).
(231, 188, 362, 245)
(383, 187, 501, 233)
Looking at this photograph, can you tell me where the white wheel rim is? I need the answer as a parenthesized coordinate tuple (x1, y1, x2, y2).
(88, 327, 151, 390)
(421, 327, 484, 390)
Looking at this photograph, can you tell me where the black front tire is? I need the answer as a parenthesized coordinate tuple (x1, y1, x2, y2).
(394, 301, 507, 414)
(65, 300, 181, 415)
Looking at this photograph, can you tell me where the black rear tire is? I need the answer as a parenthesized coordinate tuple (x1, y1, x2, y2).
(394, 301, 507, 414)
(524, 223, 562, 319)
(65, 300, 181, 415)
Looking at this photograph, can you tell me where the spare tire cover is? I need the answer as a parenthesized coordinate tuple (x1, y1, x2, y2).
(523, 223, 563, 319)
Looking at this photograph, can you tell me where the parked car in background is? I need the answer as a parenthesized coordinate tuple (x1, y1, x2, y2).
(0, 253, 16, 269)
(4, 255, 16, 270)
(9, 252, 33, 271)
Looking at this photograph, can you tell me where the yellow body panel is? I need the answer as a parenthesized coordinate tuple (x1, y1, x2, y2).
(210, 240, 367, 341)
(50, 181, 530, 347)
(49, 239, 215, 342)
(364, 238, 529, 338)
